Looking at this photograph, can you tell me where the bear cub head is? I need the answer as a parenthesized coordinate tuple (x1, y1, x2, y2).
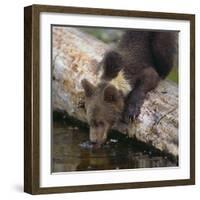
(81, 79, 124, 146)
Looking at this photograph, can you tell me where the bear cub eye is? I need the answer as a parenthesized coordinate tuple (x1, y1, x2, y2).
(90, 120, 104, 127)
(98, 121, 105, 127)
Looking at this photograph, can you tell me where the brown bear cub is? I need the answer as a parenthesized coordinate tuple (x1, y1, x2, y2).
(82, 29, 177, 146)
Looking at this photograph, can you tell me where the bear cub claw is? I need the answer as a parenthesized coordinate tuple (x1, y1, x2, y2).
(122, 104, 141, 124)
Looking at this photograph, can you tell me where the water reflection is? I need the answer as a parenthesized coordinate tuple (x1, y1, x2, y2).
(52, 121, 177, 172)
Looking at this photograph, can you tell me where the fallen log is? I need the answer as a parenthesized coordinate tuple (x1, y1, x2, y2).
(52, 27, 178, 156)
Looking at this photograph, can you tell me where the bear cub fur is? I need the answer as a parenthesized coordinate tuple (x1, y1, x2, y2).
(82, 29, 177, 145)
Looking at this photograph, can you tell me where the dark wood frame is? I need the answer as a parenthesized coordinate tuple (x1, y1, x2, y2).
(24, 4, 195, 195)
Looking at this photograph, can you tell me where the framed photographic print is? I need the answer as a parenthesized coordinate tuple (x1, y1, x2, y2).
(24, 4, 195, 194)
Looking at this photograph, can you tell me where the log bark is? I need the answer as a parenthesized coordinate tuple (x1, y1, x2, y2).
(52, 27, 178, 156)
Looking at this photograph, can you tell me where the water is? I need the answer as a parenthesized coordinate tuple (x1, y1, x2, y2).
(52, 121, 178, 173)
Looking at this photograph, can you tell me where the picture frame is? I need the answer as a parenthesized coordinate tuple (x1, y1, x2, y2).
(24, 4, 195, 194)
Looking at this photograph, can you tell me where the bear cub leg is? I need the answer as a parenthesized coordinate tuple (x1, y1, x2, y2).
(122, 67, 160, 123)
(101, 50, 123, 80)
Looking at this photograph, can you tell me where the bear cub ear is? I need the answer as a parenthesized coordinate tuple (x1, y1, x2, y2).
(81, 79, 95, 98)
(103, 85, 120, 103)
